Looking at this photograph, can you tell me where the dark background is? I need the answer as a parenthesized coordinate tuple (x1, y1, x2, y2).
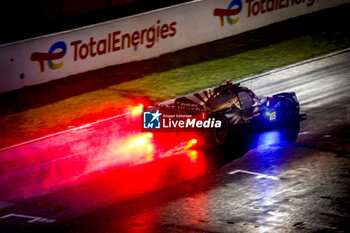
(0, 0, 191, 44)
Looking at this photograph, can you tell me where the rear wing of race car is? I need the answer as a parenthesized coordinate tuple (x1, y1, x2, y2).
(174, 88, 215, 109)
(154, 81, 242, 112)
(174, 82, 241, 107)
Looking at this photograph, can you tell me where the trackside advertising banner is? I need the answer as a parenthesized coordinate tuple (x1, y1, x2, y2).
(0, 0, 349, 93)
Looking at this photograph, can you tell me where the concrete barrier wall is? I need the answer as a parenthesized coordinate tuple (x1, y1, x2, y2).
(0, 0, 349, 93)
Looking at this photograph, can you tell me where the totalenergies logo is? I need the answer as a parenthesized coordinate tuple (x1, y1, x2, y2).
(214, 0, 243, 27)
(31, 41, 67, 72)
(214, 0, 316, 27)
(30, 20, 177, 73)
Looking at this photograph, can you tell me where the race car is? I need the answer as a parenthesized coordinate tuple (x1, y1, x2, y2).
(148, 81, 300, 146)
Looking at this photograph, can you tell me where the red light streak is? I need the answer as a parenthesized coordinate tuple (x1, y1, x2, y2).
(0, 106, 209, 201)
(130, 104, 143, 116)
(187, 150, 198, 161)
(185, 138, 198, 149)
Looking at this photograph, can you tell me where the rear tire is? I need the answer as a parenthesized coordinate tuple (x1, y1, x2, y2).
(212, 116, 230, 146)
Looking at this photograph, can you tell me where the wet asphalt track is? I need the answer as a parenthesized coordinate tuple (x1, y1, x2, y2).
(0, 50, 349, 233)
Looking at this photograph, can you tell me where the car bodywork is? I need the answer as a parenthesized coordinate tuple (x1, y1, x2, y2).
(148, 81, 300, 145)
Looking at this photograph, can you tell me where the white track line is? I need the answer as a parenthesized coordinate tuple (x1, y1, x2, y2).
(228, 169, 279, 180)
(0, 213, 55, 223)
(0, 112, 131, 152)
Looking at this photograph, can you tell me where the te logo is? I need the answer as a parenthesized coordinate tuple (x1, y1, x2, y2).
(31, 41, 67, 72)
(214, 0, 243, 27)
(143, 110, 162, 129)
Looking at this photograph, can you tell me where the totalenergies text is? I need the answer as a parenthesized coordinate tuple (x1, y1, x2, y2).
(246, 0, 316, 17)
(70, 20, 177, 61)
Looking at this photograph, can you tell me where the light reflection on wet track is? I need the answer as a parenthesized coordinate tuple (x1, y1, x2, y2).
(0, 51, 349, 233)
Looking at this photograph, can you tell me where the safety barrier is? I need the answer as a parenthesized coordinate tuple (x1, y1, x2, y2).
(0, 0, 348, 93)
